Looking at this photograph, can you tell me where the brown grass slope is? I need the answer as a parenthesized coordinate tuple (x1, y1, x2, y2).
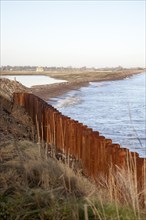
(0, 140, 146, 220)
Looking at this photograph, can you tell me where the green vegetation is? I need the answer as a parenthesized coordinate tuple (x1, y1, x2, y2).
(0, 140, 145, 220)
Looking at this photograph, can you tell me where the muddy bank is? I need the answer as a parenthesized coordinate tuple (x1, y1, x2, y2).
(0, 78, 35, 142)
(0, 78, 30, 101)
(31, 81, 89, 101)
(0, 99, 34, 142)
(31, 70, 143, 101)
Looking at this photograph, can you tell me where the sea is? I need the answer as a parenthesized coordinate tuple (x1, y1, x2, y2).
(48, 72, 146, 158)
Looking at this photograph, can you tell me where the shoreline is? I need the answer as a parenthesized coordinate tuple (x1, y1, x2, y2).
(31, 70, 144, 101)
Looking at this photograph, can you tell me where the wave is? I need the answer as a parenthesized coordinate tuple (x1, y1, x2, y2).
(56, 96, 81, 108)
(89, 82, 110, 87)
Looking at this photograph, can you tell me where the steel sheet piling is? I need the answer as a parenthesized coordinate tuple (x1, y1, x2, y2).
(13, 92, 145, 199)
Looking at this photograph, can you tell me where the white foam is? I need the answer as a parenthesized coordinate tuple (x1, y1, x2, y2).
(56, 96, 81, 108)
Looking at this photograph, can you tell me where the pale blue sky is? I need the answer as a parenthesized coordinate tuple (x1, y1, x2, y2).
(1, 0, 145, 68)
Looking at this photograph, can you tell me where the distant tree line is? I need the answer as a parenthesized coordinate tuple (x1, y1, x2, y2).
(0, 65, 144, 72)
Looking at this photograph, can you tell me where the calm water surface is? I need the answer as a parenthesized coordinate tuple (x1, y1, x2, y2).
(49, 72, 146, 158)
(1, 75, 66, 87)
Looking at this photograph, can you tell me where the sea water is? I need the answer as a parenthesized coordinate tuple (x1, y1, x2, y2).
(49, 72, 146, 158)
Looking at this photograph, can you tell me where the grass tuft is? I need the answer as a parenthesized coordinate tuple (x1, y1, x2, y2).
(0, 140, 146, 219)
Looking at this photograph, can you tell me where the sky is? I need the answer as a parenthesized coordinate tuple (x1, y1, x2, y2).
(1, 0, 145, 68)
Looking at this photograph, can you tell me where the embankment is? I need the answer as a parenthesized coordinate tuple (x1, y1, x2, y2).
(31, 69, 144, 100)
(2, 69, 144, 101)
(0, 78, 34, 142)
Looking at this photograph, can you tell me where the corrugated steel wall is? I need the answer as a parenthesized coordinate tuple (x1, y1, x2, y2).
(13, 92, 145, 203)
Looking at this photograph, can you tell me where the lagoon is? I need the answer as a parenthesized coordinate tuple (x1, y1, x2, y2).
(1, 74, 66, 87)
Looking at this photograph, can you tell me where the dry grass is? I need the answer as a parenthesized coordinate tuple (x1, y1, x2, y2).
(0, 140, 146, 220)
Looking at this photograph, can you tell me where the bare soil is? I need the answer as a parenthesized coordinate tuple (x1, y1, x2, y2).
(0, 78, 35, 143)
(30, 69, 143, 100)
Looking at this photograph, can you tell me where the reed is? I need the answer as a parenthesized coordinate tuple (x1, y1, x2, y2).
(0, 140, 145, 220)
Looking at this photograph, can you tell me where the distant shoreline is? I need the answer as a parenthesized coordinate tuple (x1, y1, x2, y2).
(1, 69, 144, 101)
(28, 69, 144, 101)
